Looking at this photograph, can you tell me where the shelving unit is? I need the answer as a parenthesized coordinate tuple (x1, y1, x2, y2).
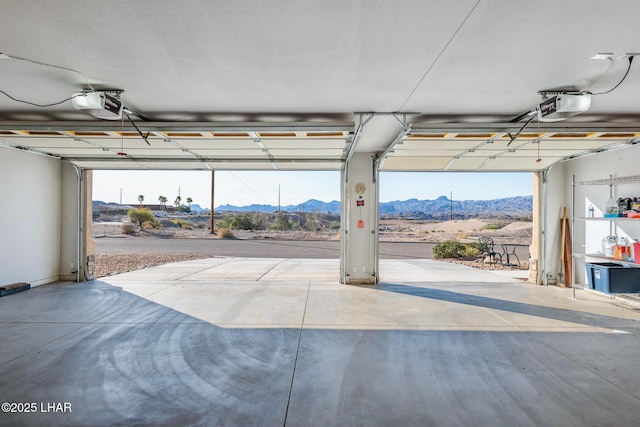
(577, 175, 640, 186)
(571, 174, 640, 297)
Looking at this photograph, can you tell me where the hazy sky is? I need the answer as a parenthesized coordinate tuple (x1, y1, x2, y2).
(93, 170, 533, 208)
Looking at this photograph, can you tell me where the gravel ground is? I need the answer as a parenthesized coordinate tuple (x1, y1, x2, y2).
(94, 253, 215, 278)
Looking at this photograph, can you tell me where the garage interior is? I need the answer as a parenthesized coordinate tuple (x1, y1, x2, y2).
(2, 1, 640, 425)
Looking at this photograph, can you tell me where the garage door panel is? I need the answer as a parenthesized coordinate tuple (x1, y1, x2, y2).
(382, 156, 452, 170)
(262, 140, 346, 149)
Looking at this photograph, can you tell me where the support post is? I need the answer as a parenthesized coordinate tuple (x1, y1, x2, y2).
(84, 169, 95, 280)
(341, 152, 379, 284)
(529, 171, 542, 284)
(60, 164, 94, 281)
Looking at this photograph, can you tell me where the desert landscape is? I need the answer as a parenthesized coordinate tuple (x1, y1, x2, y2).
(93, 214, 531, 243)
(92, 215, 532, 277)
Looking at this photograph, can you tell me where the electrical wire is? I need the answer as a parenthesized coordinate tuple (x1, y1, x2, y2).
(0, 89, 85, 107)
(0, 52, 96, 107)
(3, 53, 95, 90)
(588, 56, 634, 95)
(229, 172, 272, 204)
(584, 57, 615, 93)
(397, 0, 481, 110)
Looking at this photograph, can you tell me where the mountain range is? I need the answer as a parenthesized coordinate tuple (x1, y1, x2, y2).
(217, 195, 533, 220)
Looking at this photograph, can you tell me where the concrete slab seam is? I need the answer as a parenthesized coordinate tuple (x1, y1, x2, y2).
(529, 331, 640, 402)
(174, 258, 248, 281)
(0, 322, 92, 368)
(283, 281, 311, 425)
(256, 259, 289, 282)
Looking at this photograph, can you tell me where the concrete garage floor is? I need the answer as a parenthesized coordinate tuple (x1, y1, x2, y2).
(1, 259, 640, 426)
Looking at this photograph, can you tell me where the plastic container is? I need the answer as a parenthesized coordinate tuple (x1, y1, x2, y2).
(633, 242, 640, 261)
(614, 236, 631, 260)
(584, 262, 620, 289)
(603, 198, 619, 218)
(602, 235, 617, 257)
(586, 262, 640, 293)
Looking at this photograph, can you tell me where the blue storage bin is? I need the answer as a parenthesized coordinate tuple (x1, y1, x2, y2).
(584, 262, 620, 290)
(586, 262, 640, 293)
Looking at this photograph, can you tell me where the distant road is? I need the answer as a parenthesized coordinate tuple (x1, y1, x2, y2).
(94, 237, 435, 259)
(94, 237, 529, 261)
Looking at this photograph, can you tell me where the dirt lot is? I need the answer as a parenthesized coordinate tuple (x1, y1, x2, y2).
(378, 218, 531, 245)
(94, 217, 531, 244)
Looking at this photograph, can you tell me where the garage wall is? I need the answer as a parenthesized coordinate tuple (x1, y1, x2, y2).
(0, 148, 62, 286)
(548, 143, 640, 285)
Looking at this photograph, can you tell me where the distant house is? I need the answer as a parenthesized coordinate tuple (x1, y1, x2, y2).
(189, 204, 209, 214)
(92, 202, 132, 220)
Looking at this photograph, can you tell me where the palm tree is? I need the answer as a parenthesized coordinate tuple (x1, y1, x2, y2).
(174, 195, 182, 207)
(138, 194, 144, 207)
(186, 197, 193, 210)
(158, 195, 167, 211)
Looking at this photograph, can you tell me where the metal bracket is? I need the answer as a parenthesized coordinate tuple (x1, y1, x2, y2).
(80, 89, 124, 99)
(537, 90, 583, 99)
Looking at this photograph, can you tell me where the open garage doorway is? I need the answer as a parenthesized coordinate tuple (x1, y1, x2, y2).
(377, 171, 534, 282)
(91, 170, 343, 280)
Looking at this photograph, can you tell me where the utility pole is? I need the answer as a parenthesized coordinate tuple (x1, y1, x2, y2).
(210, 170, 215, 233)
(450, 190, 453, 221)
(278, 184, 281, 212)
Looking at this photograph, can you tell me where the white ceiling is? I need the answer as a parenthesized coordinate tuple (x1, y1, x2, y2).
(2, 0, 640, 171)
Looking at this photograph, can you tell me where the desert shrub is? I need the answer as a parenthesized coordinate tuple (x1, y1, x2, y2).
(461, 245, 481, 257)
(217, 228, 235, 239)
(329, 222, 340, 231)
(433, 240, 465, 259)
(216, 213, 261, 230)
(483, 223, 501, 230)
(273, 211, 293, 231)
(251, 212, 268, 230)
(141, 219, 162, 229)
(229, 213, 255, 230)
(128, 208, 154, 227)
(467, 241, 486, 252)
(170, 219, 193, 230)
(121, 222, 135, 234)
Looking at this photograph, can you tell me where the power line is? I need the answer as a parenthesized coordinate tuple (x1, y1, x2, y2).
(228, 171, 271, 204)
